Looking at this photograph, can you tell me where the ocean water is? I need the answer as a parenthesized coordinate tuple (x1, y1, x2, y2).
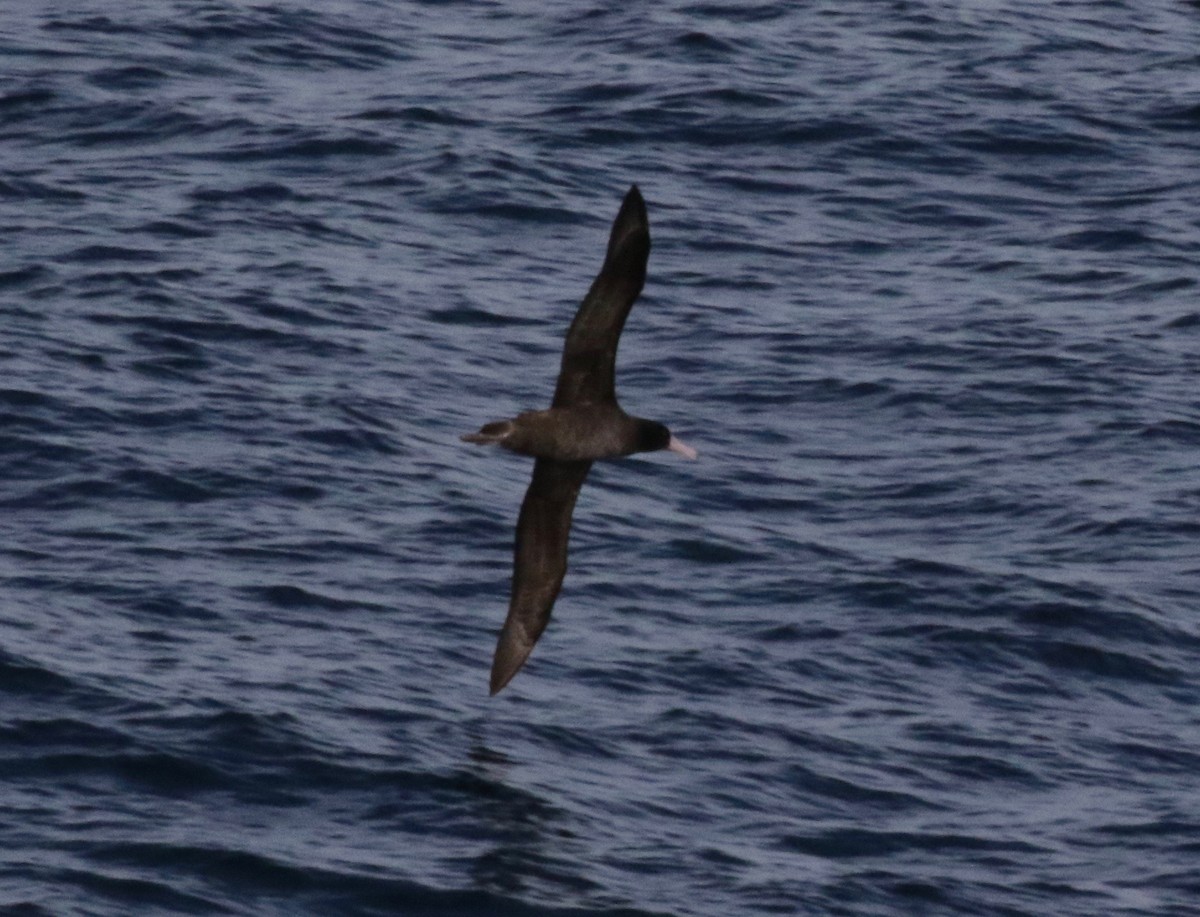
(3, 2, 1200, 914)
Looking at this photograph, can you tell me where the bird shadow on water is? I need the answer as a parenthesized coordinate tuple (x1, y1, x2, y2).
(457, 732, 600, 902)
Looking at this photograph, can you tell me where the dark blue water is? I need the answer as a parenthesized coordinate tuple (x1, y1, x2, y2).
(4, 2, 1200, 915)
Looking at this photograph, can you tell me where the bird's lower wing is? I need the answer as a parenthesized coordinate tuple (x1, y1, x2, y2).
(490, 458, 592, 695)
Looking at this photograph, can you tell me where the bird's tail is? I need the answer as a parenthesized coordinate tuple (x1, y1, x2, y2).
(461, 420, 514, 446)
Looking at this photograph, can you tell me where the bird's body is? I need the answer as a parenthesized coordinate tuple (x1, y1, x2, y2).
(463, 405, 672, 462)
(463, 185, 695, 695)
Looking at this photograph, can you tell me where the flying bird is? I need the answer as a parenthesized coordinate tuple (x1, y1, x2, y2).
(463, 185, 696, 695)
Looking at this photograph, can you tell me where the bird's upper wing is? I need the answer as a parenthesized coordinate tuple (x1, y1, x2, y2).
(490, 458, 593, 694)
(551, 185, 650, 409)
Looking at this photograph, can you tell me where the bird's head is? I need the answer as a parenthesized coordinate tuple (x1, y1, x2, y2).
(636, 420, 697, 459)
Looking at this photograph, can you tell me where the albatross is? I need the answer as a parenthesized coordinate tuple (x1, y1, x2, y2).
(463, 184, 696, 695)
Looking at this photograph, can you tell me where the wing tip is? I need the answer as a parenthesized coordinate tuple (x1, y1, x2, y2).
(620, 183, 647, 224)
(607, 184, 649, 262)
(489, 627, 534, 696)
(488, 653, 528, 697)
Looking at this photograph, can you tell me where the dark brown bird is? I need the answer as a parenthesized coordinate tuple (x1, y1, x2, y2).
(463, 185, 696, 695)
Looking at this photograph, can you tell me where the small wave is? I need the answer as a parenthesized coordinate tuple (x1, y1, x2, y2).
(781, 826, 1045, 858)
(209, 135, 397, 162)
(249, 584, 386, 613)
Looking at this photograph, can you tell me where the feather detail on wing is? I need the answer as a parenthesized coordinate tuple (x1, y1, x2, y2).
(551, 185, 650, 409)
(490, 458, 592, 694)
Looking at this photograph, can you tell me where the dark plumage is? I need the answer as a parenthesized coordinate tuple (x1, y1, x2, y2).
(463, 185, 696, 695)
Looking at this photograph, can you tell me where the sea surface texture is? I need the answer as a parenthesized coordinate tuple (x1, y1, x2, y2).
(3, 2, 1199, 915)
